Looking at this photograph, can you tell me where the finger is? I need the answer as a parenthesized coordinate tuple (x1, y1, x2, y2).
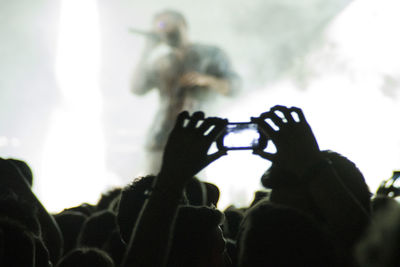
(206, 149, 228, 165)
(252, 149, 275, 161)
(265, 112, 284, 128)
(258, 111, 270, 119)
(289, 107, 306, 123)
(183, 74, 195, 84)
(197, 119, 212, 133)
(206, 118, 229, 140)
(197, 117, 219, 135)
(270, 105, 294, 123)
(252, 117, 276, 137)
(175, 111, 190, 128)
(187, 111, 205, 128)
(180, 73, 195, 85)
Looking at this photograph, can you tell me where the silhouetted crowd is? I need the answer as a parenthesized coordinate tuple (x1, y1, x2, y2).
(1, 105, 399, 267)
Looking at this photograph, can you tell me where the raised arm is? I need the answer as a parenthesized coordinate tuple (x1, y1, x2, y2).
(121, 111, 227, 267)
(252, 105, 370, 248)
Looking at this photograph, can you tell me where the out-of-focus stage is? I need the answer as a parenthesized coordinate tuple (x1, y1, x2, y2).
(1, 0, 400, 212)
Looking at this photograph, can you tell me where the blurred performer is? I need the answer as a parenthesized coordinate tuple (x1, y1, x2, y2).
(131, 10, 241, 173)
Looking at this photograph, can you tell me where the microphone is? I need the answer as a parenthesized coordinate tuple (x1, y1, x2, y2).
(128, 28, 161, 41)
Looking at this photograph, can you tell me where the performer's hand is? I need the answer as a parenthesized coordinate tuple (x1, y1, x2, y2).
(159, 111, 228, 180)
(252, 105, 323, 176)
(179, 72, 230, 95)
(179, 72, 215, 87)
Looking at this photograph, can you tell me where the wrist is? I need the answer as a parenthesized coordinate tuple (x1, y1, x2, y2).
(156, 169, 188, 191)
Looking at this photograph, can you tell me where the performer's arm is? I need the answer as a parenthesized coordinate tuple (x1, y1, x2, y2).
(179, 72, 232, 95)
(178, 47, 241, 96)
(121, 112, 227, 267)
(131, 40, 159, 95)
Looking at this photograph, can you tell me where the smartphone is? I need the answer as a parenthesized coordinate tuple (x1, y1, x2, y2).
(216, 122, 267, 151)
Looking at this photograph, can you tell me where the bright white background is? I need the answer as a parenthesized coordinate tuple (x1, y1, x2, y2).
(0, 0, 399, 212)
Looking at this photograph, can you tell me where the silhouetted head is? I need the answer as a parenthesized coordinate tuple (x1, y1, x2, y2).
(204, 182, 221, 207)
(56, 248, 114, 267)
(222, 205, 244, 240)
(322, 150, 371, 213)
(237, 201, 336, 267)
(7, 158, 33, 187)
(117, 175, 189, 243)
(185, 177, 207, 206)
(102, 229, 126, 267)
(54, 210, 87, 254)
(249, 190, 270, 207)
(262, 150, 371, 216)
(77, 210, 117, 249)
(167, 205, 227, 267)
(152, 10, 188, 47)
(63, 203, 95, 217)
(96, 188, 122, 212)
(183, 177, 221, 207)
(117, 175, 156, 243)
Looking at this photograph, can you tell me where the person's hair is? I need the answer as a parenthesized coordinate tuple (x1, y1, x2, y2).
(167, 205, 225, 267)
(185, 177, 206, 206)
(96, 188, 122, 212)
(56, 247, 114, 267)
(223, 205, 244, 240)
(77, 210, 117, 249)
(237, 201, 336, 267)
(7, 158, 33, 187)
(154, 9, 187, 27)
(322, 150, 371, 214)
(262, 150, 371, 214)
(63, 203, 95, 217)
(203, 182, 220, 207)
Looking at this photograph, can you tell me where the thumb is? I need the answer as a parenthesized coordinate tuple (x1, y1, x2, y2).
(252, 149, 274, 161)
(206, 149, 228, 165)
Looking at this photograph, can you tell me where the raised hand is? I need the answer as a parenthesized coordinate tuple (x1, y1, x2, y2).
(160, 111, 228, 179)
(122, 112, 227, 267)
(252, 105, 322, 177)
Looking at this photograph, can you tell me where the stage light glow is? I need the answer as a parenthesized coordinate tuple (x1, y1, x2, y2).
(37, 0, 116, 212)
(22, 0, 400, 212)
